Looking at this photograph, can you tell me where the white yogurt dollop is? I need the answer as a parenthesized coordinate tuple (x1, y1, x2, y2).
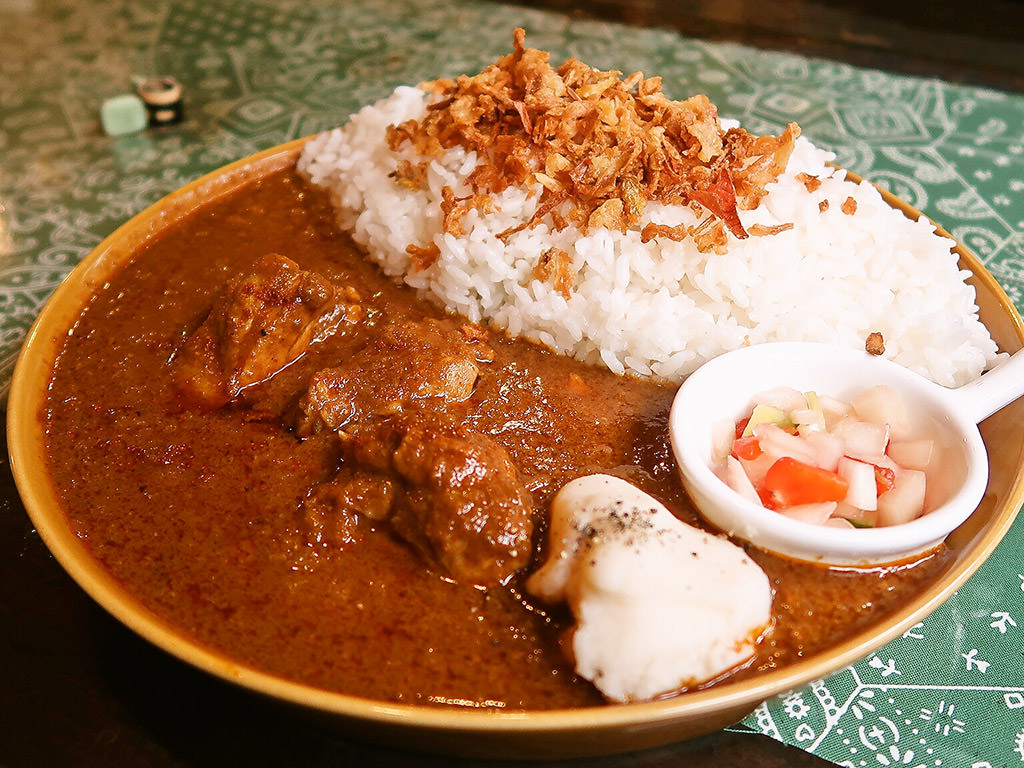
(527, 474, 773, 702)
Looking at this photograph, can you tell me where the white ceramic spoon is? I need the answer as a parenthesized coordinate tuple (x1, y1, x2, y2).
(669, 342, 1024, 565)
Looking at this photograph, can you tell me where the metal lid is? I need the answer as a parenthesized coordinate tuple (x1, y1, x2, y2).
(137, 77, 183, 107)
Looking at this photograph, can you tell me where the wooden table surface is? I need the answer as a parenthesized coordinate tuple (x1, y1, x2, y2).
(514, 0, 1024, 92)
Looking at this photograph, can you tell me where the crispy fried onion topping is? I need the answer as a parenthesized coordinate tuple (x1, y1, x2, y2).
(387, 28, 800, 254)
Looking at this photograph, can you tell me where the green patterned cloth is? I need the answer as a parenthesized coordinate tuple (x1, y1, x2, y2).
(3, 0, 1024, 764)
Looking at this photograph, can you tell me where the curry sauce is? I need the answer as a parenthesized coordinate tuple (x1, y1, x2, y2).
(44, 168, 952, 710)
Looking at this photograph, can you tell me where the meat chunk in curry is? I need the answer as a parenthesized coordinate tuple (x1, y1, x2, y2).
(175, 257, 530, 586)
(307, 417, 533, 586)
(295, 318, 490, 435)
(172, 253, 362, 407)
(389, 422, 531, 586)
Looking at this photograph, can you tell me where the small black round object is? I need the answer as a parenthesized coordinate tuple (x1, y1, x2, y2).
(137, 77, 184, 127)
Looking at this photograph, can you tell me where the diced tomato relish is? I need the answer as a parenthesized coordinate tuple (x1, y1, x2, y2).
(713, 385, 933, 528)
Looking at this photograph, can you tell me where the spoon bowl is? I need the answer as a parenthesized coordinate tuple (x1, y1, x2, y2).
(669, 342, 1024, 565)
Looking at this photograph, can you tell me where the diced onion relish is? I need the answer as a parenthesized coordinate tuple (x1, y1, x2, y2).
(712, 386, 934, 528)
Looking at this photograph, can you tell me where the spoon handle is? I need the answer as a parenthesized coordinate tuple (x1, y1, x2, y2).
(950, 348, 1024, 424)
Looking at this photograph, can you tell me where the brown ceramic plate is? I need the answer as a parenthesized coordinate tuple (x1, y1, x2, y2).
(8, 140, 1024, 759)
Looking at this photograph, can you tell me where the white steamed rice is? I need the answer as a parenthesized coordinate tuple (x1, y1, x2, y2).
(298, 85, 1000, 387)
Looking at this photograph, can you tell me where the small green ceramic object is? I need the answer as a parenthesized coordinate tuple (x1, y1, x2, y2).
(99, 93, 148, 136)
